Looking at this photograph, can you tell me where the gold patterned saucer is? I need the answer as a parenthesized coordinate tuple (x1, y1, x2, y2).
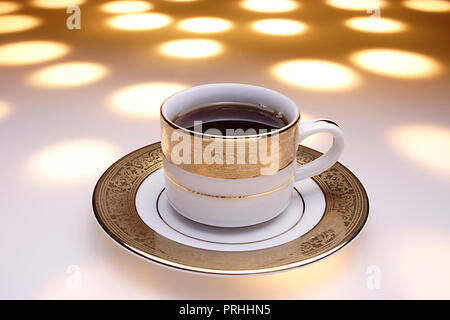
(92, 142, 368, 275)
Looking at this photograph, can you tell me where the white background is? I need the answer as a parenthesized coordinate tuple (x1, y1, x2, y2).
(0, 0, 449, 299)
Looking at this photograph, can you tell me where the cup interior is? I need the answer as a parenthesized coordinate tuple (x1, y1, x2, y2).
(161, 83, 300, 134)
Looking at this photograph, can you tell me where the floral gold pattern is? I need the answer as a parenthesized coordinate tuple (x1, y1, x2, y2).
(161, 116, 298, 179)
(93, 142, 369, 275)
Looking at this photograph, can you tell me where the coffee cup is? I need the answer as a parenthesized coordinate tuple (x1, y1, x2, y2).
(160, 83, 344, 227)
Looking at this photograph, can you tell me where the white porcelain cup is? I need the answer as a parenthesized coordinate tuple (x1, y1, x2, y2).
(160, 83, 344, 227)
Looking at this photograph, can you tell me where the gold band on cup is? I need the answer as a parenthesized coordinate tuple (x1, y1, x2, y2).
(160, 112, 300, 179)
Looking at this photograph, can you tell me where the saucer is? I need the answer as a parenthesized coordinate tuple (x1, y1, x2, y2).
(93, 142, 368, 275)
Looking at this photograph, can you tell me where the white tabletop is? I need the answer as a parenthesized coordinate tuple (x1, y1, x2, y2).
(1, 0, 449, 299)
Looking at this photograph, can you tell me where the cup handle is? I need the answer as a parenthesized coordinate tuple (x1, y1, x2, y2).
(295, 119, 344, 181)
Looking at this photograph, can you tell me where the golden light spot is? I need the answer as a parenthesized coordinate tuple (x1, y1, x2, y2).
(251, 19, 307, 35)
(388, 124, 450, 175)
(345, 17, 407, 33)
(0, 15, 41, 34)
(241, 0, 299, 13)
(100, 1, 153, 14)
(272, 60, 358, 91)
(0, 1, 21, 14)
(0, 41, 69, 66)
(31, 0, 85, 9)
(106, 13, 171, 30)
(0, 100, 11, 120)
(351, 49, 442, 79)
(403, 0, 450, 12)
(178, 17, 232, 33)
(326, 0, 386, 11)
(159, 39, 222, 59)
(28, 140, 120, 183)
(28, 62, 108, 88)
(111, 82, 188, 118)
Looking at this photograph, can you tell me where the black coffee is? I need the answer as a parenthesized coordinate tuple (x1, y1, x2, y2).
(172, 102, 288, 136)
